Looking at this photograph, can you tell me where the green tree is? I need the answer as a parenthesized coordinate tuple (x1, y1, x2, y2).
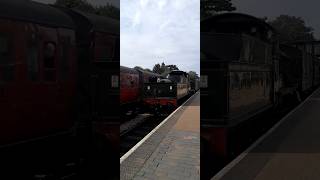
(144, 68, 152, 73)
(201, 0, 236, 19)
(96, 4, 120, 19)
(55, 0, 119, 19)
(152, 62, 180, 76)
(268, 15, 315, 43)
(134, 66, 153, 73)
(167, 65, 179, 71)
(152, 63, 162, 74)
(134, 66, 144, 71)
(55, 0, 95, 13)
(188, 71, 199, 80)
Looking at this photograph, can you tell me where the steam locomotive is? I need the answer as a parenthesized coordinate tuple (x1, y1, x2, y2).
(120, 66, 199, 114)
(201, 13, 320, 163)
(143, 70, 199, 112)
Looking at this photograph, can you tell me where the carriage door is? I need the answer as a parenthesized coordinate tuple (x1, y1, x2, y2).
(39, 27, 63, 131)
(0, 20, 16, 144)
(56, 28, 76, 129)
(93, 32, 119, 121)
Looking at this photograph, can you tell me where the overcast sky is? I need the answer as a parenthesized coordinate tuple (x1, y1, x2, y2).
(32, 0, 119, 7)
(233, 0, 320, 38)
(120, 0, 200, 74)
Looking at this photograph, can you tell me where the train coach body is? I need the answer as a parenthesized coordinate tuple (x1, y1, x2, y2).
(201, 13, 320, 164)
(278, 45, 312, 94)
(0, 0, 120, 160)
(120, 66, 162, 112)
(120, 66, 140, 106)
(313, 58, 320, 86)
(276, 42, 320, 105)
(201, 14, 274, 126)
(0, 0, 77, 146)
(167, 70, 189, 99)
(190, 77, 200, 93)
(58, 8, 120, 123)
(200, 13, 276, 159)
(292, 42, 320, 91)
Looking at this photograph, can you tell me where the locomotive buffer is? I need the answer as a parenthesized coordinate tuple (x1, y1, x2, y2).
(212, 88, 320, 180)
(120, 92, 200, 180)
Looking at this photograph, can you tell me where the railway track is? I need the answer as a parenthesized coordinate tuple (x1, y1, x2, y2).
(120, 93, 195, 157)
(120, 115, 166, 157)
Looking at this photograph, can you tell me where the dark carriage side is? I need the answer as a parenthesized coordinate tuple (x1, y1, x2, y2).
(200, 13, 276, 161)
(56, 7, 120, 179)
(0, 0, 78, 178)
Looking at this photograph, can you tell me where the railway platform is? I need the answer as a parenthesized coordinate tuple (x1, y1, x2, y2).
(120, 92, 200, 180)
(212, 88, 320, 180)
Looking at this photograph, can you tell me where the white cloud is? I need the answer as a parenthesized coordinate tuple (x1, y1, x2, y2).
(132, 11, 141, 27)
(157, 0, 167, 10)
(121, 0, 200, 74)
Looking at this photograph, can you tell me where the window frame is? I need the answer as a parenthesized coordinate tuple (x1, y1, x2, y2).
(42, 41, 57, 82)
(0, 32, 14, 82)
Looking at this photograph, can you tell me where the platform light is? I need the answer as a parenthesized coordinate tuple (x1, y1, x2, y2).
(170, 86, 172, 90)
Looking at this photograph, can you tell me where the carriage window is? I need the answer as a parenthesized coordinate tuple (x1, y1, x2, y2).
(0, 35, 14, 81)
(59, 37, 70, 81)
(27, 47, 39, 81)
(43, 42, 56, 81)
(0, 36, 9, 64)
(94, 34, 116, 61)
(27, 34, 39, 81)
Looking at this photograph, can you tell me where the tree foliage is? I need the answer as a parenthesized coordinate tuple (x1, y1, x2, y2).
(201, 0, 236, 19)
(152, 62, 180, 76)
(268, 15, 315, 43)
(152, 63, 162, 74)
(188, 71, 199, 81)
(95, 4, 120, 19)
(55, 0, 119, 19)
(133, 66, 144, 71)
(134, 66, 152, 72)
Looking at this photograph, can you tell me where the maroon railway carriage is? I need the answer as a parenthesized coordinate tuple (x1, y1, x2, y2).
(120, 66, 162, 114)
(0, 1, 119, 177)
(120, 66, 140, 108)
(58, 7, 120, 170)
(0, 0, 77, 147)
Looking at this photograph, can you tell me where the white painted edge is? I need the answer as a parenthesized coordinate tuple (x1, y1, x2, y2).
(120, 91, 199, 164)
(212, 88, 320, 180)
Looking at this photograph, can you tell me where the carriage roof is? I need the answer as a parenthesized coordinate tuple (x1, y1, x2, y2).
(0, 0, 74, 28)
